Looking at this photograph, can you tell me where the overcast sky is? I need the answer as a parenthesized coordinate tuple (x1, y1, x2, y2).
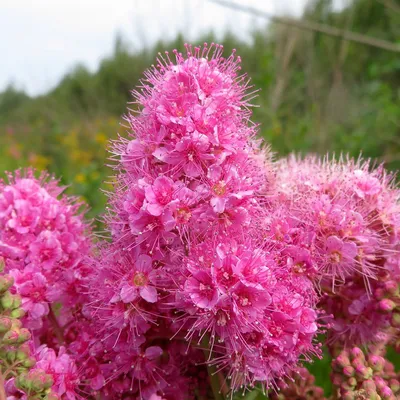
(1, 0, 317, 96)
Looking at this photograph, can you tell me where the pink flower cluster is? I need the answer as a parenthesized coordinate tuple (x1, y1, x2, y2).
(78, 43, 320, 397)
(0, 170, 89, 399)
(1, 43, 400, 400)
(275, 155, 400, 345)
(0, 170, 91, 330)
(173, 236, 319, 391)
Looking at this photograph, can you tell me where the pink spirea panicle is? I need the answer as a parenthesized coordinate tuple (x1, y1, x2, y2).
(275, 155, 400, 344)
(0, 169, 92, 330)
(79, 43, 323, 397)
(108, 43, 272, 249)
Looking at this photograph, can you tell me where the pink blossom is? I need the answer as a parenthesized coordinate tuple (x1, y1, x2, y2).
(29, 230, 62, 270)
(325, 236, 358, 281)
(120, 254, 158, 303)
(185, 270, 218, 309)
(231, 282, 271, 321)
(129, 210, 176, 246)
(170, 186, 197, 225)
(353, 169, 381, 198)
(7, 199, 39, 234)
(145, 176, 175, 216)
(154, 132, 213, 177)
(10, 268, 50, 320)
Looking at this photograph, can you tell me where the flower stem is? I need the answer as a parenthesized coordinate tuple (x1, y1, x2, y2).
(48, 307, 64, 345)
(201, 335, 225, 400)
(0, 373, 6, 400)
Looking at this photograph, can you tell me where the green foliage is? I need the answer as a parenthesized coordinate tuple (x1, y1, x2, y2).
(0, 85, 30, 118)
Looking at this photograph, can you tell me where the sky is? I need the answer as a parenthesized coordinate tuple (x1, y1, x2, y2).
(0, 0, 315, 96)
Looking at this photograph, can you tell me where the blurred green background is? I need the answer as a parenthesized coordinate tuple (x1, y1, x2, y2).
(0, 0, 399, 394)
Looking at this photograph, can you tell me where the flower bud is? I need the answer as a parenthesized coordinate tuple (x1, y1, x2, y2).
(389, 379, 399, 393)
(0, 275, 14, 293)
(343, 366, 355, 377)
(347, 377, 357, 388)
(384, 281, 399, 296)
(0, 316, 12, 332)
(351, 357, 365, 370)
(16, 347, 30, 361)
(1, 291, 21, 310)
(336, 353, 351, 368)
(340, 389, 355, 400)
(362, 379, 377, 393)
(368, 355, 385, 372)
(378, 299, 396, 313)
(355, 366, 373, 380)
(391, 312, 400, 328)
(374, 288, 385, 300)
(6, 350, 17, 363)
(369, 394, 382, 400)
(10, 307, 26, 319)
(17, 328, 31, 343)
(350, 347, 364, 361)
(383, 360, 395, 374)
(374, 376, 387, 390)
(1, 290, 14, 309)
(379, 385, 393, 400)
(21, 357, 36, 368)
(11, 318, 22, 329)
(2, 328, 21, 344)
(16, 369, 54, 392)
(331, 373, 343, 386)
(2, 326, 30, 344)
(11, 294, 22, 309)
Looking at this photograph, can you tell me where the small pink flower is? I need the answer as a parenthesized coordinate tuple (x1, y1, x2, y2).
(156, 93, 197, 126)
(232, 250, 276, 288)
(185, 270, 218, 309)
(212, 253, 239, 293)
(145, 176, 175, 216)
(285, 246, 316, 276)
(170, 186, 197, 225)
(0, 240, 24, 260)
(325, 236, 358, 280)
(132, 346, 164, 381)
(129, 210, 176, 246)
(295, 307, 318, 334)
(123, 184, 145, 217)
(10, 268, 50, 320)
(7, 199, 39, 234)
(348, 297, 366, 315)
(154, 132, 213, 177)
(354, 169, 381, 198)
(29, 230, 62, 270)
(120, 254, 158, 303)
(208, 164, 233, 213)
(231, 282, 271, 321)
